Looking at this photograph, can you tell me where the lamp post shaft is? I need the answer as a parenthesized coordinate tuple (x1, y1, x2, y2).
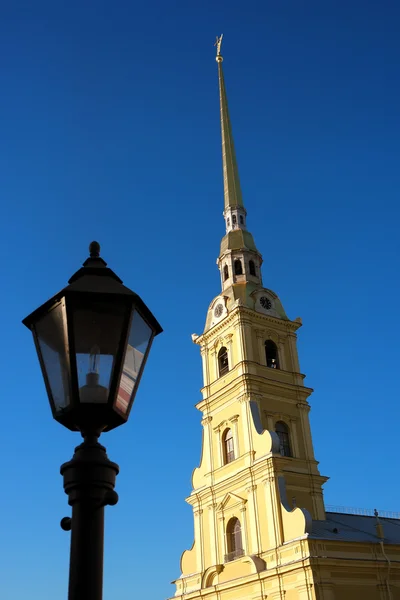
(61, 436, 119, 600)
(68, 500, 105, 600)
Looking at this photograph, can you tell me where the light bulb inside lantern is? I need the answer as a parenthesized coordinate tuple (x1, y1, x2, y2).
(89, 345, 100, 375)
(79, 344, 108, 404)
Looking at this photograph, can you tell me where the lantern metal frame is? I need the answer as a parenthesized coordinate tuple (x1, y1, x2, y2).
(23, 242, 162, 435)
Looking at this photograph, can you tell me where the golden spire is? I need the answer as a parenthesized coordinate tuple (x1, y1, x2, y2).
(215, 35, 244, 210)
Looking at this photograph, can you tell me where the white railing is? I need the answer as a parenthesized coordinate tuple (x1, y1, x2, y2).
(326, 505, 400, 520)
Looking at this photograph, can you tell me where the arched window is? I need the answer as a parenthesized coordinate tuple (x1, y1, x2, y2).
(223, 264, 229, 281)
(222, 428, 235, 464)
(249, 260, 256, 276)
(225, 518, 244, 562)
(234, 259, 243, 275)
(232, 214, 237, 225)
(239, 215, 244, 225)
(227, 218, 230, 227)
(275, 421, 292, 457)
(265, 340, 279, 369)
(218, 346, 229, 376)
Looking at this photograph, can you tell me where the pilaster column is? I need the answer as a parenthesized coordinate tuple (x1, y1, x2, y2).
(245, 485, 260, 554)
(239, 394, 251, 454)
(265, 412, 274, 431)
(310, 490, 326, 521)
(377, 583, 393, 600)
(201, 416, 213, 472)
(287, 332, 300, 373)
(242, 321, 254, 361)
(278, 336, 287, 370)
(229, 414, 240, 458)
(234, 321, 245, 364)
(218, 514, 226, 562)
(207, 503, 218, 565)
(296, 402, 325, 519)
(296, 402, 315, 460)
(193, 509, 204, 572)
(255, 328, 266, 365)
(289, 418, 300, 458)
(225, 333, 234, 368)
(296, 583, 314, 600)
(210, 348, 218, 382)
(200, 346, 209, 387)
(239, 504, 249, 554)
(213, 425, 223, 468)
(263, 475, 283, 547)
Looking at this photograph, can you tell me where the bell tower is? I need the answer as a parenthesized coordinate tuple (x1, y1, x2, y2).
(170, 37, 328, 599)
(167, 36, 400, 600)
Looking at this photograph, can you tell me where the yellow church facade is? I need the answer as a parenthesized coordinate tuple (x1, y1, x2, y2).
(168, 38, 400, 600)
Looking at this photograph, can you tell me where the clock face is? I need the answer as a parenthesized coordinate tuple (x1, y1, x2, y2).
(214, 304, 223, 318)
(260, 296, 272, 310)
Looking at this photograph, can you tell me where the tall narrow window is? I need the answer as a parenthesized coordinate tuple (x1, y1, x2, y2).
(225, 518, 243, 562)
(227, 218, 230, 227)
(265, 340, 279, 369)
(249, 260, 256, 276)
(223, 265, 229, 281)
(275, 421, 292, 457)
(218, 346, 229, 376)
(222, 428, 235, 464)
(239, 215, 244, 224)
(232, 214, 237, 225)
(234, 259, 243, 275)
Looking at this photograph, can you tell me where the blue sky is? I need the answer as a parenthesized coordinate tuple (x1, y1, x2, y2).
(0, 1, 399, 598)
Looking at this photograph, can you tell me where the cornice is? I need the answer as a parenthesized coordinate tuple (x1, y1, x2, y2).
(296, 402, 311, 412)
(183, 556, 314, 593)
(238, 306, 302, 331)
(197, 374, 248, 410)
(263, 409, 299, 422)
(187, 455, 281, 502)
(195, 309, 238, 345)
(197, 368, 313, 411)
(198, 304, 302, 345)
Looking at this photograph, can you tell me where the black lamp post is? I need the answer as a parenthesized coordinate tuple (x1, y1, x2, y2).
(22, 242, 162, 600)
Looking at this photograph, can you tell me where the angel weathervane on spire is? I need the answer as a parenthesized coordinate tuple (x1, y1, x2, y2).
(215, 34, 223, 62)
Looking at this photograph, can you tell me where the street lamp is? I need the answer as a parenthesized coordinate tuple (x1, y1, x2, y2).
(22, 241, 162, 600)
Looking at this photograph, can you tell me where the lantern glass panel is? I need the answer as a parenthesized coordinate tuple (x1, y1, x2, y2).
(73, 300, 128, 405)
(115, 309, 153, 414)
(34, 301, 70, 412)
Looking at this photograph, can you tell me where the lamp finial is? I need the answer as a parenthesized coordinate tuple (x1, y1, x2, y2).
(89, 241, 101, 258)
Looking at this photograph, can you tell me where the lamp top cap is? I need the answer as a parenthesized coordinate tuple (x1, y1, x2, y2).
(22, 240, 163, 337)
(89, 241, 101, 258)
